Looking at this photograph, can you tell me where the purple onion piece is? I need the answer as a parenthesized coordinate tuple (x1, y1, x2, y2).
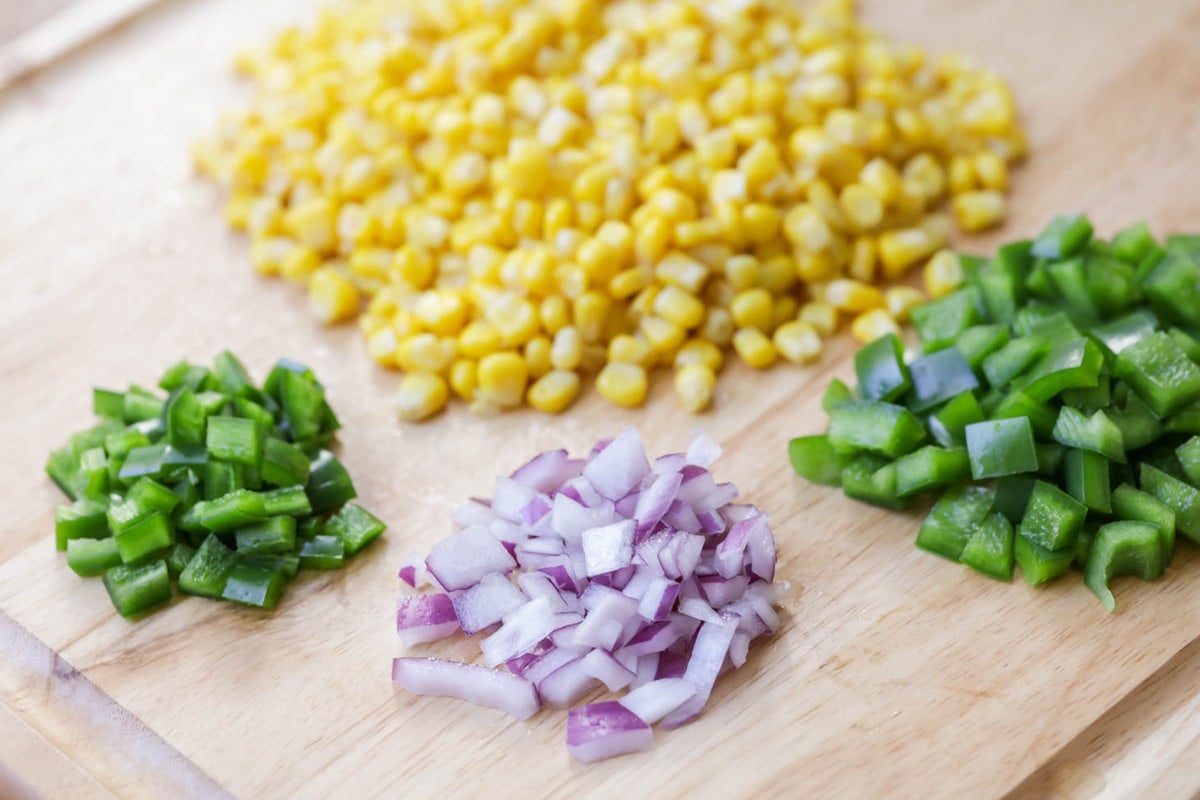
(566, 702, 654, 763)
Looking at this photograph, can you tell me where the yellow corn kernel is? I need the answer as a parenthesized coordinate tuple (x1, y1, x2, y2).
(249, 237, 291, 276)
(798, 301, 838, 336)
(527, 370, 581, 414)
(524, 336, 553, 378)
(413, 290, 467, 336)
(550, 326, 583, 370)
(948, 155, 976, 195)
(738, 140, 782, 188)
(974, 151, 1008, 191)
(772, 321, 822, 364)
(701, 307, 735, 346)
(286, 197, 338, 253)
(859, 158, 902, 205)
(609, 266, 652, 299)
(877, 227, 938, 278)
(724, 255, 760, 291)
(674, 338, 724, 372)
(309, 267, 360, 324)
(742, 204, 780, 244)
(639, 315, 686, 355)
(652, 285, 706, 330)
(365, 326, 399, 367)
(758, 256, 795, 294)
(390, 308, 420, 340)
(396, 333, 456, 374)
(924, 249, 966, 298)
(573, 291, 611, 342)
(784, 204, 833, 253)
(848, 237, 877, 283)
(540, 295, 570, 334)
(952, 190, 1007, 232)
(824, 279, 883, 313)
(635, 217, 672, 264)
(840, 184, 884, 230)
(732, 327, 777, 369)
(280, 246, 321, 285)
(490, 294, 540, 346)
(577, 238, 621, 283)
(394, 246, 435, 290)
(851, 308, 901, 344)
(675, 218, 722, 248)
(885, 285, 925, 322)
(458, 320, 502, 358)
(596, 362, 648, 408)
(477, 351, 529, 408)
(396, 372, 449, 422)
(729, 288, 773, 332)
(544, 198, 573, 238)
(507, 138, 551, 195)
(655, 252, 709, 294)
(674, 364, 716, 412)
(449, 359, 478, 401)
(607, 334, 654, 366)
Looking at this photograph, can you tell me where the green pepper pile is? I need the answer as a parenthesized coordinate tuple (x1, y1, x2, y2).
(47, 352, 386, 617)
(790, 214, 1200, 611)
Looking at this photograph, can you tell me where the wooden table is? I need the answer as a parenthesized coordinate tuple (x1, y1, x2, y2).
(2, 1, 1199, 797)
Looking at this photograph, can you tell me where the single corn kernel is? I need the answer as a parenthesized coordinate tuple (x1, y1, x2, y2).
(839, 184, 884, 229)
(652, 285, 706, 330)
(573, 291, 611, 342)
(848, 237, 877, 283)
(725, 255, 760, 290)
(948, 155, 976, 195)
(974, 151, 1008, 191)
(365, 326, 399, 367)
(851, 308, 901, 343)
(885, 285, 925, 322)
(729, 288, 774, 332)
(824, 279, 884, 313)
(772, 296, 800, 330)
(700, 307, 735, 345)
(773, 321, 822, 364)
(396, 333, 456, 374)
(413, 290, 467, 336)
(607, 334, 654, 366)
(287, 198, 338, 253)
(655, 252, 709, 294)
(732, 327, 777, 369)
(759, 255, 796, 294)
(527, 370, 581, 414)
(952, 190, 1007, 232)
(550, 326, 583, 370)
(596, 362, 649, 408)
(674, 364, 716, 412)
(397, 372, 449, 422)
(639, 315, 686, 355)
(742, 204, 780, 243)
(309, 268, 360, 324)
(798, 301, 838, 336)
(609, 266, 652, 298)
(281, 247, 321, 284)
(394, 246, 435, 290)
(449, 359, 478, 401)
(674, 338, 724, 371)
(477, 351, 529, 408)
(540, 295, 570, 333)
(524, 336, 553, 378)
(924, 249, 966, 298)
(877, 227, 937, 278)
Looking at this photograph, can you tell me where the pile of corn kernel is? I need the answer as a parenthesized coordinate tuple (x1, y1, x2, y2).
(195, 0, 1024, 420)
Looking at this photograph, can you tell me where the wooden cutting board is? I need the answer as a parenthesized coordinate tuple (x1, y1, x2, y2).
(2, 0, 1200, 797)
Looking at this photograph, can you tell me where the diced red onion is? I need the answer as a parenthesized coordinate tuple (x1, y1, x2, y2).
(392, 657, 539, 720)
(426, 527, 517, 591)
(582, 426, 650, 500)
(480, 597, 557, 666)
(581, 649, 637, 691)
(452, 573, 527, 635)
(396, 594, 460, 646)
(619, 679, 697, 724)
(684, 431, 722, 468)
(582, 520, 635, 576)
(393, 428, 781, 763)
(566, 702, 654, 763)
(537, 660, 595, 707)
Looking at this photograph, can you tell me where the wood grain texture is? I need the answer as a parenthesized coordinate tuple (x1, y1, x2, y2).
(1, 0, 1199, 798)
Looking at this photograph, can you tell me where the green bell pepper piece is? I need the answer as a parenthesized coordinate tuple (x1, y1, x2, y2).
(1111, 221, 1157, 265)
(915, 484, 994, 561)
(894, 446, 970, 497)
(1018, 480, 1086, 551)
(907, 349, 978, 413)
(1084, 521, 1165, 612)
(1064, 449, 1112, 513)
(103, 560, 171, 617)
(262, 485, 313, 517)
(1017, 337, 1104, 402)
(55, 499, 109, 551)
(221, 561, 286, 609)
(929, 391, 985, 448)
(787, 435, 852, 486)
(114, 512, 175, 564)
(1112, 483, 1175, 559)
(1140, 463, 1200, 545)
(981, 337, 1047, 388)
(261, 438, 311, 488)
(306, 450, 358, 514)
(854, 333, 910, 402)
(960, 511, 1014, 581)
(235, 516, 297, 556)
(206, 415, 263, 468)
(1030, 213, 1093, 259)
(965, 418, 1039, 480)
(1014, 534, 1074, 585)
(67, 537, 123, 577)
(1051, 406, 1125, 462)
(822, 378, 853, 412)
(326, 502, 387, 555)
(1090, 308, 1158, 358)
(1141, 250, 1200, 328)
(911, 287, 981, 352)
(841, 454, 906, 510)
(956, 324, 1010, 370)
(1114, 331, 1200, 417)
(298, 535, 345, 569)
(178, 534, 238, 598)
(828, 400, 926, 458)
(990, 392, 1057, 439)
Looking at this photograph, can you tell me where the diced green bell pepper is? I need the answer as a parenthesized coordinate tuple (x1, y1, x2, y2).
(828, 401, 926, 458)
(915, 484, 995, 561)
(787, 435, 852, 486)
(103, 560, 171, 617)
(965, 418, 1039, 480)
(1018, 480, 1086, 551)
(960, 512, 1014, 581)
(1084, 521, 1165, 612)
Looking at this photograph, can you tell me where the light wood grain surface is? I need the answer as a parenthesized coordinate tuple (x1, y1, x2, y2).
(1, 1, 1199, 798)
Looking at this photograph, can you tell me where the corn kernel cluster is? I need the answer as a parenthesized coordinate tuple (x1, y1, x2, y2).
(196, 0, 1025, 420)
